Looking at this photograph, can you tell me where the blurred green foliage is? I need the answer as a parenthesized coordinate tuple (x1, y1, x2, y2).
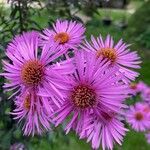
(0, 0, 150, 150)
(127, 0, 150, 49)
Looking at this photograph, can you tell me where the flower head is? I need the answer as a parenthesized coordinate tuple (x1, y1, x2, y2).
(137, 81, 148, 93)
(129, 82, 140, 96)
(41, 20, 85, 53)
(82, 35, 141, 83)
(12, 90, 55, 136)
(10, 142, 26, 150)
(129, 81, 149, 97)
(79, 111, 128, 150)
(126, 103, 150, 131)
(141, 86, 150, 103)
(1, 31, 72, 107)
(145, 132, 150, 144)
(52, 51, 130, 141)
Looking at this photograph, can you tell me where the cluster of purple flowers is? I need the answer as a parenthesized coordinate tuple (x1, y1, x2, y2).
(127, 81, 150, 144)
(1, 19, 141, 150)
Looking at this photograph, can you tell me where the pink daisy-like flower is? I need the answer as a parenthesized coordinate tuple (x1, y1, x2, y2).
(41, 19, 85, 52)
(52, 51, 130, 138)
(1, 31, 72, 107)
(82, 35, 141, 83)
(126, 103, 150, 131)
(79, 111, 128, 150)
(129, 81, 149, 97)
(137, 81, 148, 93)
(12, 89, 55, 136)
(129, 82, 139, 96)
(141, 86, 150, 103)
(129, 82, 147, 96)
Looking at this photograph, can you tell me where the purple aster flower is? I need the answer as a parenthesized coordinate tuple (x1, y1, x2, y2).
(141, 86, 150, 103)
(129, 82, 139, 96)
(137, 81, 148, 93)
(145, 132, 150, 144)
(1, 31, 72, 107)
(12, 90, 55, 136)
(82, 35, 141, 83)
(52, 51, 130, 138)
(79, 111, 128, 150)
(41, 20, 85, 53)
(129, 81, 149, 97)
(129, 82, 146, 96)
(10, 142, 26, 150)
(126, 103, 150, 131)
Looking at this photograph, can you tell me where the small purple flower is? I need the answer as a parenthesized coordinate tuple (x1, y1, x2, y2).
(82, 35, 141, 83)
(145, 132, 150, 144)
(41, 20, 85, 52)
(129, 81, 149, 97)
(126, 103, 150, 132)
(10, 142, 26, 150)
(137, 81, 148, 93)
(141, 86, 150, 103)
(129, 82, 139, 96)
(12, 90, 56, 136)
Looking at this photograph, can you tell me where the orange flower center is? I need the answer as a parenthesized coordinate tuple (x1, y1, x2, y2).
(71, 85, 96, 108)
(21, 60, 44, 86)
(96, 48, 117, 63)
(135, 112, 143, 121)
(24, 94, 31, 110)
(54, 32, 69, 44)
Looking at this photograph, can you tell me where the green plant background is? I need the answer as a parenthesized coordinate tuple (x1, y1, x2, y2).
(0, 0, 150, 149)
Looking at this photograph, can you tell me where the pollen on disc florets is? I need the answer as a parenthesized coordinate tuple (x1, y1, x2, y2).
(54, 32, 69, 44)
(135, 112, 143, 121)
(21, 60, 44, 86)
(24, 94, 31, 110)
(71, 84, 97, 109)
(96, 48, 117, 63)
